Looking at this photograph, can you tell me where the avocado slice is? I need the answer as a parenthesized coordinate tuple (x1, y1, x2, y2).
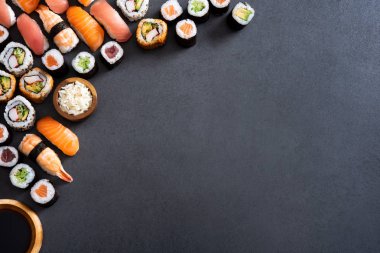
(141, 22, 153, 37)
(78, 56, 90, 71)
(0, 76, 11, 93)
(13, 48, 25, 65)
(15, 168, 29, 183)
(235, 7, 252, 21)
(16, 104, 29, 121)
(25, 81, 44, 94)
(135, 0, 143, 11)
(191, 0, 205, 12)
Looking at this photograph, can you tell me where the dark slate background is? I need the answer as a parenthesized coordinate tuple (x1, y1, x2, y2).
(0, 0, 380, 252)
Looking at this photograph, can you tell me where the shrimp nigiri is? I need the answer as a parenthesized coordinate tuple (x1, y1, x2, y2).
(45, 0, 69, 14)
(19, 134, 73, 182)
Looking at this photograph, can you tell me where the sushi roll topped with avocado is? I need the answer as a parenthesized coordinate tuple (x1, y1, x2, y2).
(19, 67, 54, 104)
(9, 163, 35, 189)
(136, 19, 168, 49)
(228, 2, 254, 30)
(0, 70, 16, 103)
(4, 95, 36, 131)
(187, 0, 209, 23)
(72, 52, 97, 79)
(117, 0, 149, 22)
(0, 42, 33, 77)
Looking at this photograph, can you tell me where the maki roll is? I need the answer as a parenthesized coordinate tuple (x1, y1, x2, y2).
(42, 49, 68, 77)
(117, 0, 149, 22)
(4, 95, 36, 131)
(0, 25, 11, 51)
(100, 41, 124, 69)
(9, 163, 35, 189)
(0, 70, 16, 103)
(0, 123, 12, 145)
(209, 0, 230, 15)
(176, 19, 197, 47)
(72, 52, 97, 79)
(19, 67, 54, 104)
(0, 42, 33, 77)
(160, 0, 183, 24)
(228, 2, 255, 30)
(0, 146, 18, 167)
(187, 0, 209, 23)
(136, 19, 168, 50)
(30, 179, 58, 207)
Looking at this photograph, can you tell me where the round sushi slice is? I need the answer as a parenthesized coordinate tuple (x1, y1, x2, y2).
(0, 146, 18, 167)
(4, 95, 36, 131)
(0, 70, 16, 103)
(160, 0, 183, 24)
(228, 2, 254, 30)
(10, 163, 35, 189)
(117, 0, 149, 22)
(0, 25, 11, 50)
(42, 49, 68, 77)
(187, 0, 209, 23)
(0, 123, 12, 145)
(176, 19, 197, 47)
(19, 67, 54, 104)
(0, 42, 33, 77)
(136, 19, 168, 50)
(100, 41, 124, 69)
(72, 52, 97, 79)
(209, 0, 230, 15)
(30, 179, 58, 207)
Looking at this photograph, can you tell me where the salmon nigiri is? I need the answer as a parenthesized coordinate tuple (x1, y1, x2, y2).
(90, 0, 132, 43)
(17, 14, 49, 55)
(0, 0, 16, 28)
(19, 134, 73, 182)
(67, 6, 104, 52)
(37, 116, 79, 156)
(12, 0, 40, 14)
(45, 0, 68, 14)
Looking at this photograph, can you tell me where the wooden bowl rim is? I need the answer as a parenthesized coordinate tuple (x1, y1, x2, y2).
(0, 199, 43, 253)
(53, 77, 98, 122)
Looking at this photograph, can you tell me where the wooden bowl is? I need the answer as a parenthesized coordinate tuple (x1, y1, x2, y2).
(0, 199, 43, 253)
(53, 77, 98, 122)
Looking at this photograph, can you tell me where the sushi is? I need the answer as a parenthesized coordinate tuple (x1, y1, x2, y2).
(19, 67, 54, 103)
(45, 0, 68, 14)
(117, 0, 149, 22)
(42, 49, 68, 77)
(12, 0, 40, 14)
(0, 0, 16, 28)
(37, 116, 79, 156)
(72, 52, 97, 78)
(17, 14, 49, 56)
(0, 25, 11, 50)
(136, 19, 168, 50)
(66, 6, 105, 52)
(90, 0, 132, 43)
(19, 134, 73, 182)
(30, 179, 58, 207)
(228, 2, 254, 30)
(36, 5, 79, 54)
(0, 146, 18, 167)
(100, 41, 124, 69)
(209, 0, 230, 15)
(4, 95, 36, 131)
(175, 19, 197, 47)
(0, 42, 33, 77)
(160, 0, 183, 24)
(9, 163, 35, 189)
(0, 123, 12, 145)
(78, 0, 94, 7)
(0, 70, 16, 103)
(187, 0, 209, 23)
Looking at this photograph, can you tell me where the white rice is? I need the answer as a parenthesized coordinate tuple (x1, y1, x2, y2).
(0, 124, 9, 143)
(7, 6, 16, 27)
(232, 2, 255, 25)
(101, 41, 124, 64)
(31, 179, 55, 204)
(0, 42, 33, 77)
(58, 81, 93, 116)
(0, 25, 9, 44)
(210, 0, 230, 8)
(10, 163, 35, 189)
(72, 52, 95, 74)
(187, 0, 209, 17)
(42, 49, 64, 71)
(176, 19, 197, 39)
(117, 0, 149, 22)
(4, 95, 36, 131)
(0, 146, 18, 167)
(161, 0, 183, 21)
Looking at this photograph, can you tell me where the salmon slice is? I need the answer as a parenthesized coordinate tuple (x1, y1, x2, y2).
(165, 5, 176, 16)
(90, 0, 131, 42)
(216, 0, 225, 3)
(78, 0, 94, 7)
(180, 23, 193, 35)
(13, 0, 40, 14)
(45, 0, 68, 14)
(35, 184, 47, 197)
(17, 14, 48, 55)
(46, 55, 58, 67)
(67, 6, 104, 52)
(0, 0, 15, 28)
(37, 116, 79, 156)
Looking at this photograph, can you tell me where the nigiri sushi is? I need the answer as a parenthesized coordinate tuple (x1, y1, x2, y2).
(12, 0, 40, 14)
(19, 134, 73, 183)
(90, 0, 132, 43)
(0, 0, 16, 28)
(37, 116, 79, 156)
(67, 6, 104, 52)
(77, 0, 94, 7)
(17, 14, 49, 56)
(45, 0, 68, 14)
(36, 5, 79, 54)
